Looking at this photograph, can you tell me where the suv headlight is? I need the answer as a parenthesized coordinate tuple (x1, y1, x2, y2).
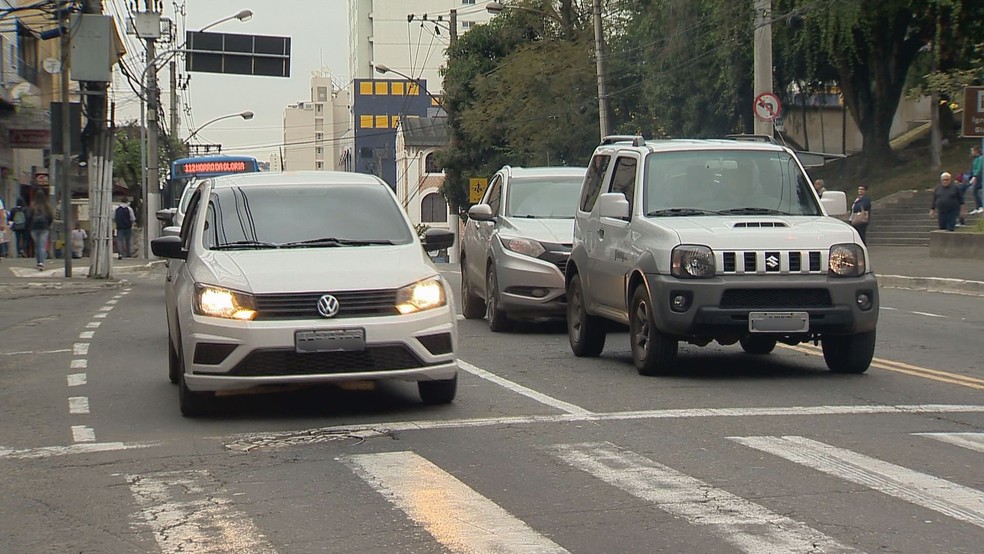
(671, 245, 715, 278)
(500, 236, 546, 258)
(194, 284, 257, 320)
(396, 277, 447, 314)
(828, 244, 866, 277)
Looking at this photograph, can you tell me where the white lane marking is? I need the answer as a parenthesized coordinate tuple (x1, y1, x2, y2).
(459, 360, 594, 416)
(93, 313, 108, 319)
(67, 373, 87, 387)
(70, 359, 87, 369)
(224, 404, 984, 451)
(0, 441, 157, 460)
(106, 299, 118, 304)
(86, 322, 101, 328)
(73, 343, 89, 355)
(98, 305, 114, 311)
(915, 432, 984, 453)
(68, 397, 90, 414)
(553, 442, 859, 554)
(910, 311, 946, 318)
(344, 451, 569, 554)
(0, 348, 71, 356)
(79, 331, 95, 339)
(72, 426, 95, 443)
(732, 435, 984, 529)
(880, 306, 898, 311)
(126, 470, 279, 554)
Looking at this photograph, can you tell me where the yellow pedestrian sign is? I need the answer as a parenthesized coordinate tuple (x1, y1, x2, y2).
(469, 178, 488, 203)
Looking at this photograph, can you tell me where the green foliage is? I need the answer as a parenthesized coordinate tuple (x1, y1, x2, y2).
(113, 121, 187, 200)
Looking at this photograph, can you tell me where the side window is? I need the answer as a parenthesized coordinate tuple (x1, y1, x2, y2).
(180, 188, 203, 249)
(609, 156, 638, 215)
(580, 154, 611, 211)
(485, 177, 503, 215)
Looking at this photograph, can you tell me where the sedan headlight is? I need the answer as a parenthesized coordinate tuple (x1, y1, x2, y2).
(828, 243, 866, 277)
(671, 245, 715, 278)
(500, 236, 546, 258)
(194, 284, 257, 320)
(396, 277, 447, 314)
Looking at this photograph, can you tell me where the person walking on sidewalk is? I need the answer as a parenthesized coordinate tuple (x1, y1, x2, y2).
(930, 172, 963, 231)
(27, 192, 53, 270)
(9, 198, 28, 257)
(969, 146, 983, 215)
(114, 197, 135, 259)
(850, 185, 872, 244)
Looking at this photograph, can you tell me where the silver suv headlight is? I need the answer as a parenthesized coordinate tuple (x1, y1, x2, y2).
(671, 245, 715, 279)
(499, 236, 546, 258)
(396, 276, 447, 314)
(194, 284, 257, 320)
(828, 244, 866, 277)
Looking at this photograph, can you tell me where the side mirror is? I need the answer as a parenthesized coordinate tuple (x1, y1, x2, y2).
(820, 190, 848, 216)
(156, 207, 177, 226)
(151, 235, 187, 260)
(467, 204, 494, 221)
(598, 192, 630, 219)
(421, 228, 454, 252)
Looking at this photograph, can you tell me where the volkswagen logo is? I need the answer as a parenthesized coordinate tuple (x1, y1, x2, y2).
(765, 255, 780, 269)
(317, 294, 340, 318)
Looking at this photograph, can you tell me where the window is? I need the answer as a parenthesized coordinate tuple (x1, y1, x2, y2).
(421, 193, 448, 222)
(485, 177, 502, 215)
(315, 104, 323, 113)
(315, 132, 323, 143)
(579, 154, 610, 211)
(424, 153, 441, 173)
(461, 21, 473, 29)
(461, 0, 475, 4)
(16, 22, 38, 84)
(609, 156, 638, 216)
(316, 86, 328, 101)
(316, 161, 324, 169)
(316, 147, 323, 155)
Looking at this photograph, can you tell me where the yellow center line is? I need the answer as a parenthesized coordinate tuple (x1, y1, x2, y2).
(780, 344, 984, 390)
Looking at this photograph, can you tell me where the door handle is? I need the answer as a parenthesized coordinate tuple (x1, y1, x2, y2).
(597, 229, 605, 240)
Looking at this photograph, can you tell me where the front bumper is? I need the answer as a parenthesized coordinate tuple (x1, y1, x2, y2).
(646, 273, 879, 337)
(181, 306, 458, 393)
(494, 249, 567, 317)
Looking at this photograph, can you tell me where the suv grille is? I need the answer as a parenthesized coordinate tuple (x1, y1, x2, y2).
(720, 250, 823, 274)
(720, 288, 833, 308)
(254, 289, 399, 319)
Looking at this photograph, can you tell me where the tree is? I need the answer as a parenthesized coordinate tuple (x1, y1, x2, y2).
(113, 121, 186, 204)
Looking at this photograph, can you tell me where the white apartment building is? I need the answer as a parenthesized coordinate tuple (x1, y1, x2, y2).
(282, 74, 350, 171)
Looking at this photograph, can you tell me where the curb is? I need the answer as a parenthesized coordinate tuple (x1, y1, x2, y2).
(877, 274, 984, 297)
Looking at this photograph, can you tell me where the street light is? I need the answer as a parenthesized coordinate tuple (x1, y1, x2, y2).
(486, 0, 610, 138)
(200, 9, 253, 32)
(184, 110, 254, 144)
(374, 64, 444, 110)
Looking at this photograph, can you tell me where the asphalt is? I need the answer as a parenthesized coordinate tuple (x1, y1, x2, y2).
(0, 246, 982, 297)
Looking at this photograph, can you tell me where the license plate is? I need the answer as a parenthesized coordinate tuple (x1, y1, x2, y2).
(748, 311, 809, 333)
(295, 328, 366, 353)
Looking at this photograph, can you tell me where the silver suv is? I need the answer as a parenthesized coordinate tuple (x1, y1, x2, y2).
(566, 136, 878, 375)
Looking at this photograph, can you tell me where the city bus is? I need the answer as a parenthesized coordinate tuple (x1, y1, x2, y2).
(158, 155, 261, 227)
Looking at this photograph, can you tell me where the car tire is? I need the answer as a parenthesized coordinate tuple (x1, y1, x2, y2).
(567, 273, 606, 357)
(739, 336, 777, 355)
(418, 374, 457, 405)
(486, 265, 512, 332)
(167, 332, 180, 384)
(178, 347, 214, 417)
(630, 286, 677, 376)
(460, 260, 485, 320)
(822, 330, 875, 374)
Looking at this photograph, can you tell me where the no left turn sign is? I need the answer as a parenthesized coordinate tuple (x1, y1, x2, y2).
(754, 92, 782, 121)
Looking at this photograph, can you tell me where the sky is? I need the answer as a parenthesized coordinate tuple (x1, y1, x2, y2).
(107, 0, 351, 164)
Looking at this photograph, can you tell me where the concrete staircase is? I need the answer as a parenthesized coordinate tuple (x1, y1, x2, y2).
(865, 189, 937, 247)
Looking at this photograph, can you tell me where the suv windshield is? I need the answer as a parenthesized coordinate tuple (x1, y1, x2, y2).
(203, 184, 415, 250)
(506, 176, 583, 218)
(643, 150, 820, 216)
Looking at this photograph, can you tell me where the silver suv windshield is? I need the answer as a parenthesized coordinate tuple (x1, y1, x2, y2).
(643, 150, 820, 216)
(203, 184, 415, 250)
(506, 176, 584, 219)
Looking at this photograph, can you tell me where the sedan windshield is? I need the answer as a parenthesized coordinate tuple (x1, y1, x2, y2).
(506, 176, 584, 218)
(203, 184, 415, 250)
(643, 150, 820, 216)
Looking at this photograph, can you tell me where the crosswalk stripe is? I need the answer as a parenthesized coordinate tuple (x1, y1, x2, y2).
(732, 436, 984, 529)
(552, 442, 859, 554)
(344, 451, 569, 553)
(914, 432, 984, 453)
(126, 470, 278, 554)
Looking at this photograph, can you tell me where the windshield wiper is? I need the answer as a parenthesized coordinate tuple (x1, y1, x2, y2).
(646, 208, 721, 217)
(717, 207, 787, 215)
(279, 237, 396, 248)
(211, 240, 279, 250)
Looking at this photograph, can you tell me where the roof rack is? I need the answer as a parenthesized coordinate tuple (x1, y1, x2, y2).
(724, 134, 778, 144)
(601, 135, 646, 147)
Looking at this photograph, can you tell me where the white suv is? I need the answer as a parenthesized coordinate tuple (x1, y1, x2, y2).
(151, 171, 459, 416)
(566, 136, 878, 375)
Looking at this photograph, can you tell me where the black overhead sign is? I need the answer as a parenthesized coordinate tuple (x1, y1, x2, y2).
(186, 31, 291, 78)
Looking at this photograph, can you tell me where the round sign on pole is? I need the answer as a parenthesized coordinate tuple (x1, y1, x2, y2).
(754, 92, 782, 121)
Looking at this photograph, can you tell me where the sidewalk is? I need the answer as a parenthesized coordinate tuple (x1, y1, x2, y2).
(0, 246, 982, 296)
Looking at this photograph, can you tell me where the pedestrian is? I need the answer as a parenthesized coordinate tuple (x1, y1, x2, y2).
(0, 196, 7, 260)
(969, 145, 983, 215)
(849, 184, 872, 244)
(813, 178, 826, 198)
(27, 191, 53, 270)
(114, 197, 136, 259)
(71, 222, 87, 259)
(9, 197, 28, 257)
(929, 171, 963, 231)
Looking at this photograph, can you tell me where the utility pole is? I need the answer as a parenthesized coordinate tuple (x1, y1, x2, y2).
(144, 0, 160, 259)
(753, 0, 773, 137)
(59, 3, 73, 276)
(81, 0, 113, 278)
(447, 8, 459, 264)
(592, 0, 610, 139)
(170, 60, 179, 140)
(449, 9, 457, 46)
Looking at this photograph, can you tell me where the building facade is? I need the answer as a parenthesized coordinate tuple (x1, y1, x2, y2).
(282, 73, 350, 172)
